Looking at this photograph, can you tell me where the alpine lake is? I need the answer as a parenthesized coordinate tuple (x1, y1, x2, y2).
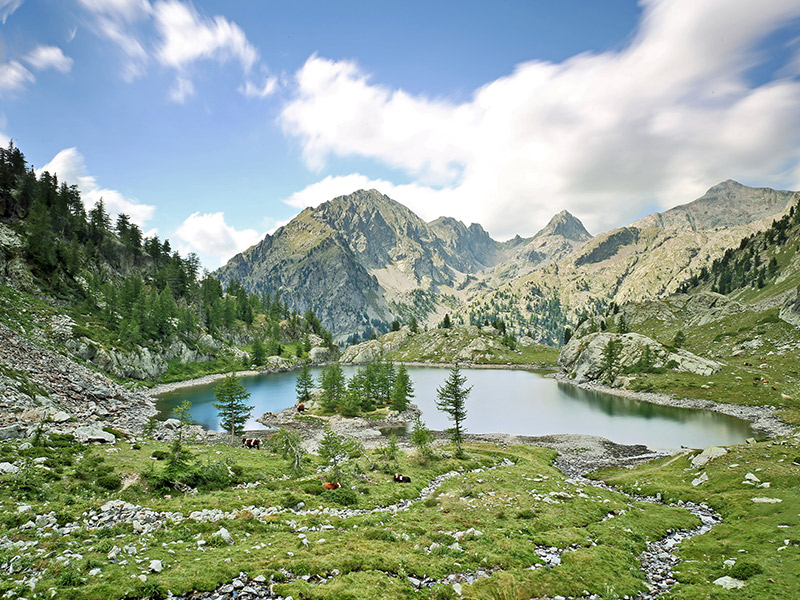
(155, 366, 760, 450)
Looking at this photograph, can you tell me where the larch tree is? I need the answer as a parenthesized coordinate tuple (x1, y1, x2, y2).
(213, 373, 254, 445)
(435, 364, 471, 458)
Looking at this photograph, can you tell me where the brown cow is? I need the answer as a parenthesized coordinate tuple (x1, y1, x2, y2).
(323, 482, 340, 490)
(297, 403, 306, 412)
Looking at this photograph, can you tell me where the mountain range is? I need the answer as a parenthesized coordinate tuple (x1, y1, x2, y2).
(215, 181, 799, 342)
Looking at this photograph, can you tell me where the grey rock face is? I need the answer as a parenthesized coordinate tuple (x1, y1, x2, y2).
(558, 332, 721, 383)
(779, 285, 800, 327)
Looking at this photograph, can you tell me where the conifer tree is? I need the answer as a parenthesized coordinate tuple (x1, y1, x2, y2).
(251, 338, 267, 367)
(295, 363, 314, 404)
(435, 364, 471, 458)
(213, 373, 253, 445)
(390, 364, 414, 412)
(319, 363, 345, 412)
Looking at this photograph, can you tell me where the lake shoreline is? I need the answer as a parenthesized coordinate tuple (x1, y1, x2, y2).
(554, 374, 793, 439)
(147, 361, 553, 397)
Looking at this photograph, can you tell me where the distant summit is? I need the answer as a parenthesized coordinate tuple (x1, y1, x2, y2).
(634, 180, 798, 232)
(534, 210, 592, 242)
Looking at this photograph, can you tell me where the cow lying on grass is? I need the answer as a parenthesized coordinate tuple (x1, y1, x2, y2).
(393, 473, 411, 483)
(323, 481, 340, 490)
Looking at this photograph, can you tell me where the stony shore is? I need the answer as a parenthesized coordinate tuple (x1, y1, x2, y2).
(555, 374, 794, 439)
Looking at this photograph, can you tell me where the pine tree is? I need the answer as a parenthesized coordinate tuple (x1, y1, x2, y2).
(295, 364, 314, 404)
(213, 373, 254, 445)
(319, 363, 345, 412)
(435, 364, 471, 458)
(251, 338, 267, 367)
(390, 364, 414, 412)
(601, 338, 623, 383)
(409, 316, 419, 334)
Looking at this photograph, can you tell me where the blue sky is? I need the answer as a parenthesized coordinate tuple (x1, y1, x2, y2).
(2, 0, 800, 269)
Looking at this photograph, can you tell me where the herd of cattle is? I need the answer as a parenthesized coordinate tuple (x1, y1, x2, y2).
(240, 436, 412, 489)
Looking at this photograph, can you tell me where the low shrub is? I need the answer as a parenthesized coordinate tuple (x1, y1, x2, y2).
(729, 561, 763, 580)
(322, 487, 358, 506)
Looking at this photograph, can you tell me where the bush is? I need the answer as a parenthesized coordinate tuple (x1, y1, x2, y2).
(151, 450, 168, 461)
(729, 561, 763, 580)
(300, 481, 325, 496)
(322, 487, 358, 506)
(55, 566, 83, 587)
(96, 473, 122, 491)
(363, 528, 396, 542)
(124, 580, 167, 599)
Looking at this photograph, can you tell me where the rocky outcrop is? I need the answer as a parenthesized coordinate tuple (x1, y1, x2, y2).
(558, 332, 722, 383)
(779, 285, 800, 327)
(0, 322, 156, 437)
(64, 336, 218, 380)
(341, 327, 412, 363)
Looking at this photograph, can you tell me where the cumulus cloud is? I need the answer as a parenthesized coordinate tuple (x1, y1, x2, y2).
(0, 0, 23, 24)
(174, 211, 263, 269)
(39, 147, 156, 227)
(0, 61, 34, 94)
(281, 0, 800, 238)
(24, 45, 73, 73)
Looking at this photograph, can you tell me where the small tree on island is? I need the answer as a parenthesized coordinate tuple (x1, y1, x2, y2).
(390, 364, 414, 412)
(213, 373, 254, 445)
(435, 364, 471, 458)
(295, 363, 314, 405)
(319, 363, 346, 412)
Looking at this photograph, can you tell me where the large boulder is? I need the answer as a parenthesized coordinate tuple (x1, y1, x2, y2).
(558, 332, 721, 383)
(308, 346, 330, 363)
(74, 424, 116, 444)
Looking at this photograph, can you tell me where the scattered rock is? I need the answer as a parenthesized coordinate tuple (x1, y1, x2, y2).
(713, 575, 746, 589)
(751, 497, 782, 504)
(691, 446, 727, 467)
(691, 472, 708, 486)
(0, 462, 20, 474)
(149, 559, 162, 573)
(213, 527, 234, 545)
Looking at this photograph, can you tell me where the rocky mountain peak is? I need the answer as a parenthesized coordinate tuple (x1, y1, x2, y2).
(534, 210, 592, 241)
(633, 180, 798, 232)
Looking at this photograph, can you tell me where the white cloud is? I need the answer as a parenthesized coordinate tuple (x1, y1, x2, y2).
(78, 0, 151, 80)
(168, 75, 194, 103)
(79, 0, 262, 99)
(281, 0, 800, 238)
(0, 0, 23, 24)
(174, 211, 263, 269)
(38, 147, 155, 227)
(0, 61, 34, 94)
(153, 0, 258, 72)
(239, 75, 278, 99)
(24, 45, 73, 73)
